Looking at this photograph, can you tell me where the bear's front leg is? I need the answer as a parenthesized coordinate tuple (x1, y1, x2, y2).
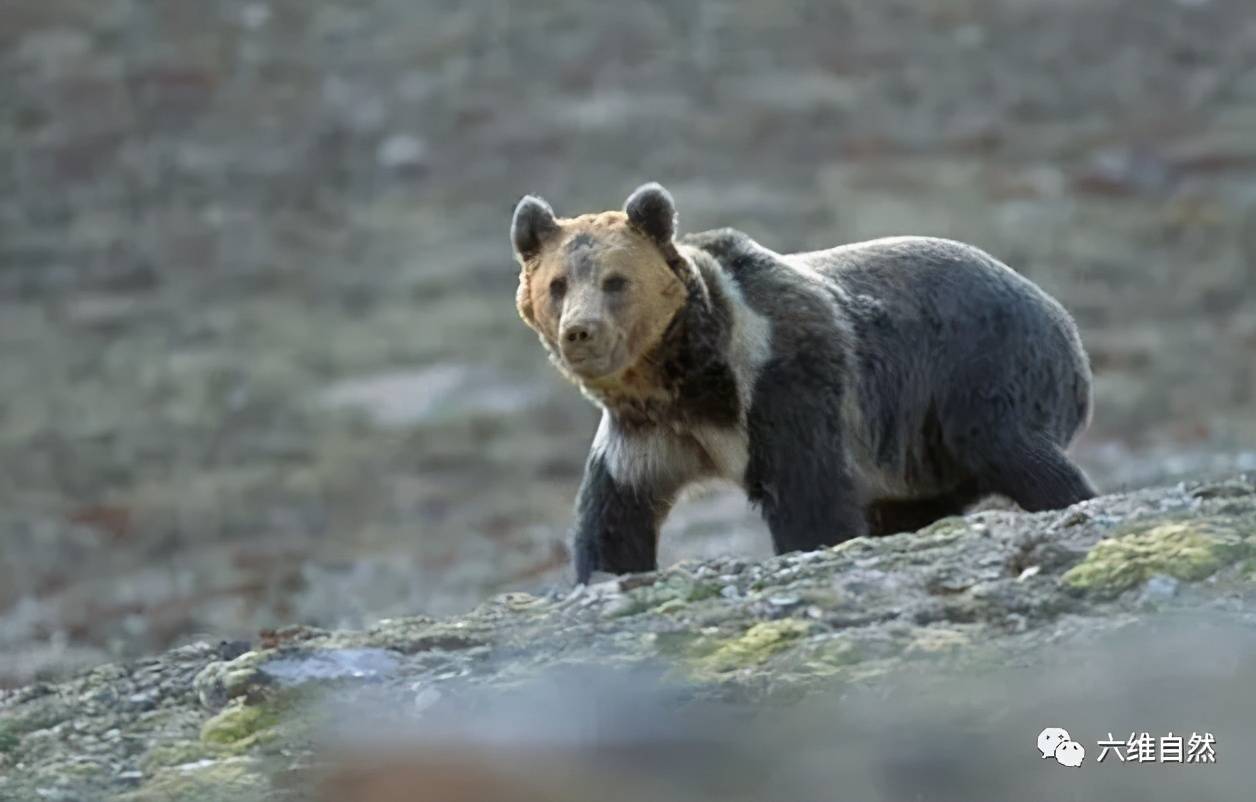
(745, 365, 868, 554)
(571, 452, 672, 583)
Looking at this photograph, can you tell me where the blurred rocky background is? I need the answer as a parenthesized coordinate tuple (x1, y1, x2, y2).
(2, 0, 1255, 687)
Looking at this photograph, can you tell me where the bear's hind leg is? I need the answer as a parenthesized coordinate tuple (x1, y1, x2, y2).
(966, 434, 1096, 513)
(866, 481, 982, 536)
(756, 487, 868, 554)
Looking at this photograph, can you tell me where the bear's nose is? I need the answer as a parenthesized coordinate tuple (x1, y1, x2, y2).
(562, 320, 605, 345)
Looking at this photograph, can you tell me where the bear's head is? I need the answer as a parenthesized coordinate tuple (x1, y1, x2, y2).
(511, 183, 691, 385)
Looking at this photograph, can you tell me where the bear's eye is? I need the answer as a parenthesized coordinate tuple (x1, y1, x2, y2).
(549, 277, 567, 298)
(602, 275, 628, 293)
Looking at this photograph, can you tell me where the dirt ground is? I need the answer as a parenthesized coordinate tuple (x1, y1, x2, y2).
(2, 0, 1255, 686)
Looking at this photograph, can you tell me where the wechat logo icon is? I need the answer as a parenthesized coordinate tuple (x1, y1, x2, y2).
(1038, 727, 1085, 767)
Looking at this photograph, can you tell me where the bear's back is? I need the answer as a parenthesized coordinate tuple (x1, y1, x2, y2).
(684, 229, 1074, 350)
(683, 227, 1091, 455)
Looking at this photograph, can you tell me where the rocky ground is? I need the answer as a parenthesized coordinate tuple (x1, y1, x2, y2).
(3, 0, 1256, 686)
(2, 475, 1255, 801)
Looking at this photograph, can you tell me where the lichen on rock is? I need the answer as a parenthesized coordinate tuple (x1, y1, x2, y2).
(114, 757, 270, 802)
(1062, 520, 1251, 598)
(200, 700, 282, 749)
(695, 619, 813, 675)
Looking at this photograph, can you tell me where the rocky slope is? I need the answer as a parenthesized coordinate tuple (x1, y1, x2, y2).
(2, 476, 1255, 801)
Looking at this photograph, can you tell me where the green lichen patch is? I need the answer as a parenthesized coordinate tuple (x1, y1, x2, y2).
(200, 701, 281, 750)
(608, 574, 723, 618)
(117, 756, 270, 802)
(652, 629, 716, 660)
(1062, 521, 1250, 599)
(695, 619, 813, 675)
(681, 580, 725, 604)
(194, 650, 274, 709)
(0, 698, 72, 753)
(0, 712, 24, 758)
(654, 598, 690, 615)
(1237, 558, 1256, 580)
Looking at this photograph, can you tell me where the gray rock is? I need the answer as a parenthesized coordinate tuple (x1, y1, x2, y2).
(1139, 574, 1181, 603)
(258, 647, 402, 686)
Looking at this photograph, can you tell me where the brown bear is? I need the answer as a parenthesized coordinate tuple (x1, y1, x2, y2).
(511, 182, 1096, 583)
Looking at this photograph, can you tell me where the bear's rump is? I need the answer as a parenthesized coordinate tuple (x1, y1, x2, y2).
(843, 267, 1089, 498)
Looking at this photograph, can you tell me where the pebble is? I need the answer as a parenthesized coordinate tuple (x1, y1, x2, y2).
(970, 581, 1002, 599)
(1191, 481, 1255, 500)
(413, 686, 443, 713)
(602, 596, 639, 617)
(1140, 575, 1180, 603)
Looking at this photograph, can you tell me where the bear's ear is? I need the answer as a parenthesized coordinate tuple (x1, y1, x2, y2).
(511, 195, 560, 262)
(624, 182, 676, 244)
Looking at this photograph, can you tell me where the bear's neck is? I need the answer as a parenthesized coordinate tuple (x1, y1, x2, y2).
(581, 249, 742, 432)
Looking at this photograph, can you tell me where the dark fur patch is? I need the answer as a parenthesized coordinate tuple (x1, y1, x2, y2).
(744, 355, 869, 553)
(624, 183, 677, 244)
(511, 196, 559, 260)
(681, 226, 1095, 515)
(677, 228, 746, 263)
(565, 233, 599, 280)
(665, 264, 741, 426)
(866, 481, 981, 536)
(571, 452, 668, 582)
(566, 233, 597, 251)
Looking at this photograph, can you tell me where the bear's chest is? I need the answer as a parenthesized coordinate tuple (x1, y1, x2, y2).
(595, 418, 750, 491)
(688, 423, 751, 486)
